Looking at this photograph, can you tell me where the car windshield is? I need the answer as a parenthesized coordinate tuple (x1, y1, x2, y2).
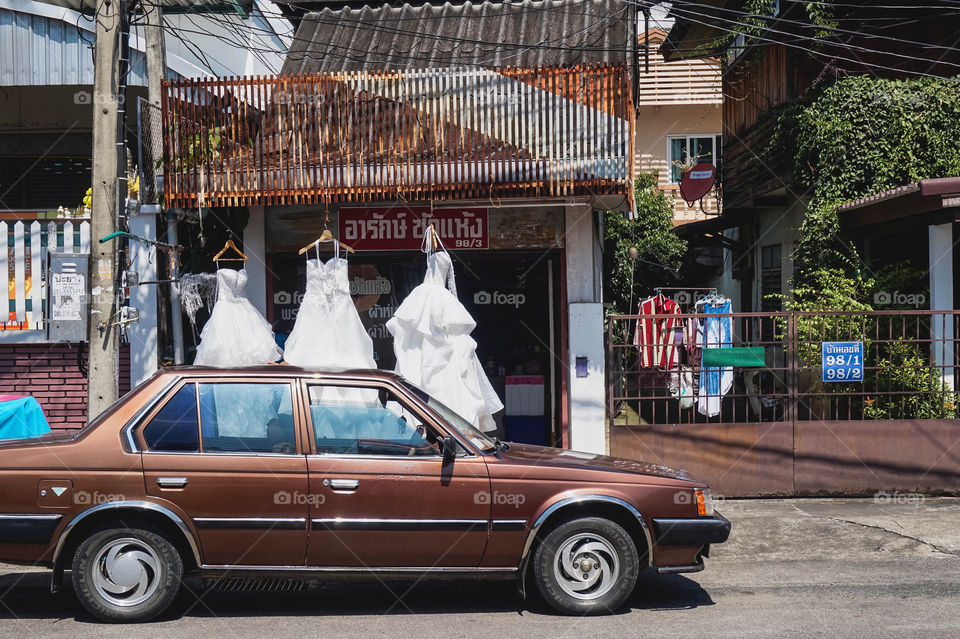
(400, 381, 497, 453)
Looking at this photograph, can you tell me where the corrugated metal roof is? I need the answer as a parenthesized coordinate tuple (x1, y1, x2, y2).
(0, 6, 146, 86)
(838, 178, 960, 212)
(282, 0, 634, 74)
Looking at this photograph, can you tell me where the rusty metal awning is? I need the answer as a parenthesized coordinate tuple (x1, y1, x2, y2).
(161, 65, 635, 209)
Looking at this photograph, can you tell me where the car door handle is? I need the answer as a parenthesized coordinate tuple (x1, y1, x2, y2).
(156, 476, 188, 489)
(325, 479, 359, 491)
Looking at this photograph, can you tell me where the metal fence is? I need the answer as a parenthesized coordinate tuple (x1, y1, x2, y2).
(1, 219, 91, 332)
(608, 309, 960, 427)
(137, 98, 163, 205)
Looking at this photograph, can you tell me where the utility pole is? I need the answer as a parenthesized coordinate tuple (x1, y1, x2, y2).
(144, 2, 184, 365)
(87, 0, 124, 419)
(144, 2, 165, 111)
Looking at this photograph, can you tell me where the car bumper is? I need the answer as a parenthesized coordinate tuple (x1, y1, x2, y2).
(652, 512, 731, 547)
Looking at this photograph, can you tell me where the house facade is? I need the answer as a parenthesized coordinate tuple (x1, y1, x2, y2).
(662, 0, 959, 314)
(635, 28, 722, 222)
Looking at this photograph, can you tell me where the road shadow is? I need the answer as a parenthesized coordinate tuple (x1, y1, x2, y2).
(0, 568, 713, 622)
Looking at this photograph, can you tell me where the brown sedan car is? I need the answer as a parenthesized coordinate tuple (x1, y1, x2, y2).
(0, 367, 729, 622)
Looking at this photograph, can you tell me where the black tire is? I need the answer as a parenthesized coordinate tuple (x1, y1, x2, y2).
(71, 527, 183, 623)
(532, 517, 639, 615)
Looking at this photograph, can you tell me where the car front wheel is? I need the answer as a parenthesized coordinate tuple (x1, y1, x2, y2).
(532, 517, 639, 615)
(71, 527, 183, 623)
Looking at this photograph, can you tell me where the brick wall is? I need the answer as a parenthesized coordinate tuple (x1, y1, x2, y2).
(0, 343, 131, 431)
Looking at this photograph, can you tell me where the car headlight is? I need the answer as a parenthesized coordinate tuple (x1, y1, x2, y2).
(695, 488, 714, 516)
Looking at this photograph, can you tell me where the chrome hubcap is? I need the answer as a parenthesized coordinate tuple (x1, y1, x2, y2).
(553, 532, 621, 600)
(91, 538, 162, 607)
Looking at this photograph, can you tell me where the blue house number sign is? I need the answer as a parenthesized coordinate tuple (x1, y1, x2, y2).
(822, 341, 864, 382)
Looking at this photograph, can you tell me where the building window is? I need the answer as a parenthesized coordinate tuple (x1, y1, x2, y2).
(760, 244, 782, 312)
(667, 134, 722, 183)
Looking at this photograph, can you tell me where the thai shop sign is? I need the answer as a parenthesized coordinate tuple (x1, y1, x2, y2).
(339, 206, 488, 251)
(822, 341, 864, 382)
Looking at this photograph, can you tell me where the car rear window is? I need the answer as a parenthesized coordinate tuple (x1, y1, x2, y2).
(198, 382, 296, 454)
(142, 385, 199, 452)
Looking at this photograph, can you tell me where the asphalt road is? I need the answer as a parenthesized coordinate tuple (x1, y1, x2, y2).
(2, 498, 959, 638)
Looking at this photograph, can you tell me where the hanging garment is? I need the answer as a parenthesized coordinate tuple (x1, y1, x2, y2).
(387, 250, 503, 432)
(633, 294, 682, 368)
(178, 272, 218, 332)
(684, 317, 702, 363)
(194, 268, 283, 367)
(668, 367, 695, 410)
(283, 256, 376, 369)
(697, 299, 734, 417)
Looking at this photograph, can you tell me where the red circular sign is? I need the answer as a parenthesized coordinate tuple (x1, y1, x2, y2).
(679, 162, 716, 202)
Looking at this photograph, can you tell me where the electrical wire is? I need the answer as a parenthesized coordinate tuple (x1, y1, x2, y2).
(670, 0, 960, 55)
(662, 0, 960, 70)
(647, 2, 960, 79)
(141, 0, 960, 81)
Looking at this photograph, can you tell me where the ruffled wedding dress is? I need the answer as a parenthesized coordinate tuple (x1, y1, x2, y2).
(194, 268, 282, 367)
(283, 257, 376, 369)
(387, 250, 503, 432)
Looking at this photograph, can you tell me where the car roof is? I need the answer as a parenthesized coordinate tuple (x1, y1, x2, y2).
(156, 365, 403, 380)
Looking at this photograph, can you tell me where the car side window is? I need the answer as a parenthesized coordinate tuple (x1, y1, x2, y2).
(198, 382, 297, 454)
(307, 385, 438, 456)
(142, 384, 199, 452)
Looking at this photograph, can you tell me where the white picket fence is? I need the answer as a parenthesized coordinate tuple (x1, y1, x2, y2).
(1, 220, 91, 331)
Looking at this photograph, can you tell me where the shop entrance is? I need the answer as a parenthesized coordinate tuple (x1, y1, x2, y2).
(268, 250, 563, 446)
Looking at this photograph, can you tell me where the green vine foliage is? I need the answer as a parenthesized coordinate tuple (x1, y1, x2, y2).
(792, 75, 960, 285)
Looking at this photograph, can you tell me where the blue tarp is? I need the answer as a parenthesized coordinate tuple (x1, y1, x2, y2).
(0, 396, 52, 440)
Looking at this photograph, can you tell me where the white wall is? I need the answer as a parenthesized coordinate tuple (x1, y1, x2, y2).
(161, 1, 292, 77)
(244, 206, 268, 316)
(565, 203, 606, 454)
(128, 208, 159, 387)
(929, 222, 955, 390)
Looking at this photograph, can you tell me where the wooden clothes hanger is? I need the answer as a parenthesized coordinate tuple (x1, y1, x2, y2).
(298, 228, 355, 256)
(421, 223, 441, 253)
(212, 239, 248, 262)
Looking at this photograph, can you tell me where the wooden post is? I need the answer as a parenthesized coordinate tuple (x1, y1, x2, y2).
(86, 0, 124, 419)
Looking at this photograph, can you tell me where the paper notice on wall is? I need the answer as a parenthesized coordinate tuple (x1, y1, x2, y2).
(51, 272, 84, 321)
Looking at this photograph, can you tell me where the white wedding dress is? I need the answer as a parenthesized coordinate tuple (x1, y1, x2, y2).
(387, 250, 503, 432)
(194, 268, 282, 367)
(283, 256, 376, 369)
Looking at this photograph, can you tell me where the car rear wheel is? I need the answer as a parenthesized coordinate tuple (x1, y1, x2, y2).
(532, 517, 639, 615)
(71, 527, 183, 623)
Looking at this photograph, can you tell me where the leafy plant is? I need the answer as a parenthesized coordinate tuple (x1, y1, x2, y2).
(779, 266, 874, 367)
(863, 341, 956, 420)
(603, 173, 687, 316)
(170, 126, 225, 171)
(603, 173, 688, 416)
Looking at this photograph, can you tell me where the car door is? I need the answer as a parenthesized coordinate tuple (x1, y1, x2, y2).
(140, 378, 309, 567)
(302, 380, 491, 568)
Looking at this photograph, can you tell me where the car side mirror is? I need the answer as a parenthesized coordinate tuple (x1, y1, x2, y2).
(440, 435, 457, 462)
